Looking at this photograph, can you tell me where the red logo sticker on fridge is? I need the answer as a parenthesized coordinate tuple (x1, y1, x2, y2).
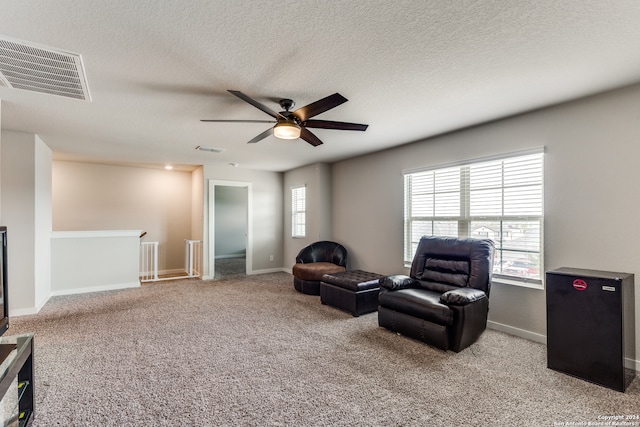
(573, 279, 587, 291)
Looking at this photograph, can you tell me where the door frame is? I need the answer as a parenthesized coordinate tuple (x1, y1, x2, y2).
(208, 179, 252, 278)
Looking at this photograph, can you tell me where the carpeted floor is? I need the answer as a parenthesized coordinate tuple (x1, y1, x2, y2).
(214, 257, 246, 279)
(7, 272, 640, 426)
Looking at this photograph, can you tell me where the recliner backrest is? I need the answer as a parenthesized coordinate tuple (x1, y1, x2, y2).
(410, 236, 495, 296)
(295, 241, 348, 267)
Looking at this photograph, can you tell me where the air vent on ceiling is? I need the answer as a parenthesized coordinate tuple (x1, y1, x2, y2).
(0, 36, 91, 101)
(195, 146, 224, 153)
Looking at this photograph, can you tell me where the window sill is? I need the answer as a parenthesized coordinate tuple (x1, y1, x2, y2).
(492, 276, 544, 290)
(403, 265, 544, 290)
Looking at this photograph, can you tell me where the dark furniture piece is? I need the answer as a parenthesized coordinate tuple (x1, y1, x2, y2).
(546, 267, 635, 392)
(378, 236, 494, 352)
(292, 241, 347, 295)
(0, 333, 34, 426)
(321, 270, 384, 316)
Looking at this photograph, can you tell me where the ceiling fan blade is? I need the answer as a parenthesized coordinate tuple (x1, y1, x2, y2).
(228, 90, 286, 120)
(247, 128, 273, 144)
(299, 127, 323, 147)
(200, 119, 276, 123)
(293, 93, 348, 121)
(302, 119, 368, 131)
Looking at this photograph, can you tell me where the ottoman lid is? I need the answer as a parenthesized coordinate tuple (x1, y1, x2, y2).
(322, 270, 384, 292)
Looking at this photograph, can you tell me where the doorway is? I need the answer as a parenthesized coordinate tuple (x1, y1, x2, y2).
(209, 180, 252, 279)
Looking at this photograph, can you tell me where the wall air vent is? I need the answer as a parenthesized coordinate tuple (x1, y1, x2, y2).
(0, 36, 91, 101)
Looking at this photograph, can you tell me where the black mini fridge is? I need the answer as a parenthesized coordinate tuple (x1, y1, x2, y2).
(546, 267, 635, 392)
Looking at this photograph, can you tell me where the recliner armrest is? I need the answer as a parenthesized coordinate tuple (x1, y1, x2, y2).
(440, 288, 486, 306)
(379, 275, 418, 290)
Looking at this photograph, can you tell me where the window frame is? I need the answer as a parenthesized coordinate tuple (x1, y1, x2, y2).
(403, 149, 544, 289)
(291, 185, 307, 238)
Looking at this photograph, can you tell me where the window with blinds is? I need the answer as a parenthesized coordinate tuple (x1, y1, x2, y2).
(404, 151, 544, 286)
(291, 185, 306, 238)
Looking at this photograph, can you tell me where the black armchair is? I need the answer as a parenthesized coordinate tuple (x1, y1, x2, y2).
(292, 241, 348, 295)
(378, 236, 495, 352)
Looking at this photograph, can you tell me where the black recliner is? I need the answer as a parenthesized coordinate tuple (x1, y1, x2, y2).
(378, 236, 495, 352)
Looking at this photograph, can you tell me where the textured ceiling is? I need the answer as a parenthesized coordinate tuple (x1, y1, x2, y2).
(1, 1, 640, 172)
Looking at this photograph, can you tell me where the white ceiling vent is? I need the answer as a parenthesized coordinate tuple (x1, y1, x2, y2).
(195, 146, 224, 153)
(0, 36, 91, 101)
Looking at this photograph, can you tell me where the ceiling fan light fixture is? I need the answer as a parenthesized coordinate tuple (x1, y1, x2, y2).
(273, 121, 301, 140)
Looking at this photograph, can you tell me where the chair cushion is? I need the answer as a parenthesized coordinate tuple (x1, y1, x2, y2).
(440, 287, 487, 305)
(420, 257, 469, 287)
(410, 236, 494, 295)
(292, 262, 346, 281)
(378, 288, 453, 326)
(379, 275, 418, 290)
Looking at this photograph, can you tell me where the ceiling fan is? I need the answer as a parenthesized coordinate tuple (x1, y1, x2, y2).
(201, 90, 368, 146)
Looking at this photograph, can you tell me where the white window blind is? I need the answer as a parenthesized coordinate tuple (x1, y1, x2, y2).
(291, 185, 306, 238)
(404, 151, 544, 286)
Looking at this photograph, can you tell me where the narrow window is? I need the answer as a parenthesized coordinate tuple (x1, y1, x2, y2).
(291, 185, 306, 238)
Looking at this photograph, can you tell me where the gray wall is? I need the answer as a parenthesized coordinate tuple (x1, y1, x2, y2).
(4, 81, 640, 360)
(1, 131, 52, 315)
(202, 165, 283, 277)
(331, 83, 640, 353)
(283, 163, 332, 268)
(34, 135, 52, 311)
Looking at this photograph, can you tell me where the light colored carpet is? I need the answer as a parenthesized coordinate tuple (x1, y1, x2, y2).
(7, 272, 640, 426)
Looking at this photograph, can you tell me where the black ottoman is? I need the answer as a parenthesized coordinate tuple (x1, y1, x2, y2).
(320, 270, 384, 316)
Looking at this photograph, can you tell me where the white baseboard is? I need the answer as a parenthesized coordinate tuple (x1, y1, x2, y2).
(140, 269, 187, 277)
(215, 254, 246, 259)
(201, 267, 287, 280)
(626, 357, 639, 371)
(9, 306, 40, 317)
(35, 294, 50, 313)
(487, 320, 547, 344)
(10, 294, 52, 316)
(50, 281, 140, 297)
(488, 320, 639, 371)
(158, 269, 185, 276)
(248, 267, 290, 275)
